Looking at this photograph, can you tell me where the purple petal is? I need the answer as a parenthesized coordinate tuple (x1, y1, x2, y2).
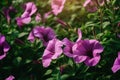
(51, 0, 66, 15)
(73, 55, 88, 63)
(0, 34, 10, 60)
(83, 0, 91, 7)
(52, 39, 63, 59)
(111, 52, 120, 73)
(42, 38, 63, 67)
(16, 17, 31, 27)
(63, 38, 74, 57)
(84, 55, 101, 66)
(92, 40, 104, 57)
(21, 2, 37, 17)
(27, 31, 35, 42)
(3, 42, 10, 53)
(5, 75, 15, 80)
(21, 17, 31, 24)
(111, 58, 120, 73)
(0, 53, 6, 60)
(0, 34, 5, 45)
(76, 28, 82, 42)
(42, 50, 53, 67)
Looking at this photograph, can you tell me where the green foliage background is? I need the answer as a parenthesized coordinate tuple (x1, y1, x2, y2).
(0, 0, 120, 80)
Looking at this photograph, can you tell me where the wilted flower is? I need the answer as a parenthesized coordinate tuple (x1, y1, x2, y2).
(5, 75, 15, 80)
(73, 39, 104, 66)
(111, 52, 120, 73)
(28, 26, 56, 46)
(51, 0, 66, 15)
(0, 34, 10, 60)
(42, 38, 63, 67)
(3, 6, 16, 24)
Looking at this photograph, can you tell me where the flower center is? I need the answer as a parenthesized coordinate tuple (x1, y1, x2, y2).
(86, 50, 93, 58)
(0, 45, 4, 56)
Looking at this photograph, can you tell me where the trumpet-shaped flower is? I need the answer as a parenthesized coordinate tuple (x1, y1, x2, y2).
(73, 39, 104, 66)
(42, 38, 63, 67)
(111, 52, 120, 73)
(0, 34, 10, 60)
(16, 2, 37, 27)
(51, 0, 66, 15)
(21, 2, 37, 18)
(28, 26, 56, 46)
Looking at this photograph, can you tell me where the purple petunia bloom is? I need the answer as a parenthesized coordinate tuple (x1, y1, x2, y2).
(3, 6, 16, 24)
(21, 2, 37, 18)
(51, 0, 66, 15)
(28, 26, 56, 46)
(111, 52, 120, 73)
(5, 75, 15, 80)
(72, 39, 104, 66)
(16, 2, 37, 27)
(42, 38, 63, 67)
(0, 34, 10, 60)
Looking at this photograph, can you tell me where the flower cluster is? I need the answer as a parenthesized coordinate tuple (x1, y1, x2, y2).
(1, 0, 120, 79)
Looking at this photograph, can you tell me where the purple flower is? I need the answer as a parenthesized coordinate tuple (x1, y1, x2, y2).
(28, 26, 56, 46)
(0, 34, 10, 60)
(111, 52, 120, 73)
(16, 17, 31, 27)
(62, 28, 82, 57)
(16, 2, 37, 27)
(21, 2, 37, 18)
(42, 38, 63, 67)
(3, 6, 16, 24)
(72, 39, 104, 66)
(5, 75, 15, 80)
(51, 0, 66, 15)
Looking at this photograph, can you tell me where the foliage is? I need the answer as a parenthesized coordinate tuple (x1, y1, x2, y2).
(0, 0, 120, 80)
